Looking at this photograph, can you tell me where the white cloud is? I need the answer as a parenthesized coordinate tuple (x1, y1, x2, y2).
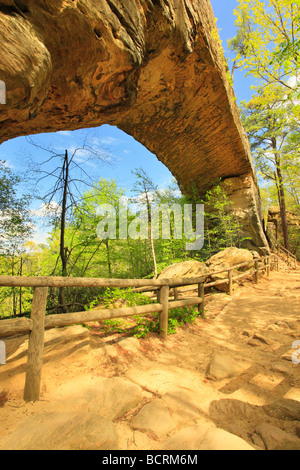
(58, 131, 72, 137)
(28, 226, 50, 246)
(0, 160, 14, 169)
(100, 136, 120, 145)
(69, 145, 114, 165)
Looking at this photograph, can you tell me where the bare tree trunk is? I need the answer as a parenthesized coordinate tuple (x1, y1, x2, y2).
(105, 240, 112, 277)
(59, 150, 69, 313)
(19, 256, 23, 316)
(272, 140, 290, 251)
(145, 191, 157, 279)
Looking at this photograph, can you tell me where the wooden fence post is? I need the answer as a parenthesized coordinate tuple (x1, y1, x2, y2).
(228, 270, 233, 296)
(23, 287, 48, 402)
(198, 283, 205, 318)
(159, 285, 169, 340)
(255, 260, 259, 284)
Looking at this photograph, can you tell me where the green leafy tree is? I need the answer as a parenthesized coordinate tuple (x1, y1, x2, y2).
(0, 161, 33, 317)
(240, 84, 300, 251)
(201, 184, 245, 258)
(25, 138, 112, 312)
(229, 0, 300, 96)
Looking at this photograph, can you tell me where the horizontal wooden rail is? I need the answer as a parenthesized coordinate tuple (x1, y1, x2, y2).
(0, 275, 207, 289)
(0, 317, 33, 339)
(168, 297, 203, 310)
(275, 242, 298, 269)
(44, 303, 164, 330)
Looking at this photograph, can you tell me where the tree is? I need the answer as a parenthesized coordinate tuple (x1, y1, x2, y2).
(0, 161, 32, 246)
(229, 0, 300, 95)
(272, 0, 300, 75)
(72, 178, 126, 278)
(25, 138, 112, 312)
(132, 169, 159, 279)
(240, 84, 300, 250)
(0, 161, 33, 316)
(229, 1, 300, 251)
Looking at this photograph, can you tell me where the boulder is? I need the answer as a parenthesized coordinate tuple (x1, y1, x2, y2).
(256, 423, 300, 451)
(206, 353, 249, 381)
(206, 247, 254, 270)
(263, 399, 300, 421)
(158, 260, 209, 282)
(206, 248, 254, 292)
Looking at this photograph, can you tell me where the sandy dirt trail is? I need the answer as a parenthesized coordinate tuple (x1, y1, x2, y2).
(0, 269, 299, 450)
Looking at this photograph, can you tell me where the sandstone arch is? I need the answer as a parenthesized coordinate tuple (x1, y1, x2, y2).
(0, 0, 268, 250)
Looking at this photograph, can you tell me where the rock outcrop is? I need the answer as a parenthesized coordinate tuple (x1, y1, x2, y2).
(206, 247, 254, 270)
(267, 206, 300, 249)
(0, 0, 269, 250)
(205, 247, 254, 291)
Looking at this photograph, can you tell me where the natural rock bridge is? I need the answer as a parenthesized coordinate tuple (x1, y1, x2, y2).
(0, 0, 268, 250)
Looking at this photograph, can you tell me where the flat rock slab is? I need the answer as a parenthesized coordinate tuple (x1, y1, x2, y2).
(161, 389, 205, 424)
(0, 412, 119, 450)
(57, 376, 144, 421)
(206, 353, 250, 381)
(131, 399, 177, 438)
(162, 423, 255, 451)
(86, 377, 144, 420)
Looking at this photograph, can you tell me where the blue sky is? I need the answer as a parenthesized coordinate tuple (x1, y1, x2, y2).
(0, 1, 253, 244)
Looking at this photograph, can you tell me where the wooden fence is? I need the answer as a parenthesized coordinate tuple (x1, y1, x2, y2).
(275, 242, 299, 269)
(0, 254, 277, 402)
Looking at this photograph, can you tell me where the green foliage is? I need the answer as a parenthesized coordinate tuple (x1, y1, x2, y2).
(0, 164, 256, 316)
(102, 288, 153, 309)
(83, 287, 200, 339)
(132, 306, 200, 339)
(240, 82, 300, 254)
(229, 0, 300, 253)
(167, 307, 199, 333)
(229, 0, 300, 95)
(0, 161, 32, 255)
(132, 316, 160, 338)
(198, 183, 249, 259)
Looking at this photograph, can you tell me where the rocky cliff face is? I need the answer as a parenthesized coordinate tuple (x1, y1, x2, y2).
(0, 0, 268, 249)
(267, 206, 299, 249)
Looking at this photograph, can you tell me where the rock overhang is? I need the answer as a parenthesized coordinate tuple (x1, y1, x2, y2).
(0, 0, 268, 249)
